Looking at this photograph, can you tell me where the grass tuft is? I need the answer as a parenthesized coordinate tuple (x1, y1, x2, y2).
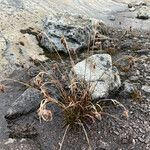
(0, 84, 6, 93)
(35, 34, 129, 149)
(131, 89, 142, 101)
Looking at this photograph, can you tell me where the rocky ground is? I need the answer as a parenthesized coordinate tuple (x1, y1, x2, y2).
(0, 0, 150, 150)
(0, 14, 150, 150)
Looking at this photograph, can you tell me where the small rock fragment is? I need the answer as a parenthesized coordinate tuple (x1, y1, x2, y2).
(119, 81, 140, 98)
(128, 3, 133, 8)
(96, 140, 111, 150)
(142, 85, 150, 94)
(108, 15, 115, 21)
(129, 7, 136, 12)
(135, 49, 150, 55)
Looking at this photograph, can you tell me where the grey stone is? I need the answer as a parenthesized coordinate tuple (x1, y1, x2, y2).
(129, 76, 139, 81)
(0, 138, 40, 150)
(137, 6, 150, 20)
(108, 15, 116, 21)
(120, 81, 139, 98)
(70, 54, 121, 99)
(144, 42, 150, 49)
(120, 133, 133, 144)
(41, 14, 106, 53)
(135, 1, 147, 6)
(142, 85, 150, 93)
(135, 49, 150, 55)
(120, 41, 132, 49)
(96, 140, 111, 150)
(128, 3, 133, 8)
(5, 88, 42, 120)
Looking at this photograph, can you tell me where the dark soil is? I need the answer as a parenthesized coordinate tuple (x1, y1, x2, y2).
(0, 27, 149, 150)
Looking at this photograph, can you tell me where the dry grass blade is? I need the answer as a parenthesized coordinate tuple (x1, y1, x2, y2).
(37, 99, 53, 123)
(1, 78, 32, 88)
(59, 124, 70, 150)
(79, 122, 92, 150)
(98, 99, 129, 120)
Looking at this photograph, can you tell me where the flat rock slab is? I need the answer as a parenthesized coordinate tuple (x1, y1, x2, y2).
(5, 88, 42, 120)
(0, 138, 40, 150)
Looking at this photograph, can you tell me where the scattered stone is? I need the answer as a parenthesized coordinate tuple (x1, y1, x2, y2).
(129, 76, 139, 81)
(128, 1, 147, 8)
(145, 135, 150, 144)
(128, 3, 133, 8)
(144, 42, 150, 49)
(120, 133, 133, 144)
(5, 88, 42, 120)
(0, 138, 40, 150)
(137, 6, 150, 20)
(70, 54, 121, 99)
(135, 49, 150, 55)
(129, 7, 136, 12)
(9, 124, 38, 138)
(108, 15, 115, 21)
(96, 140, 111, 150)
(119, 81, 139, 98)
(120, 41, 132, 49)
(138, 136, 145, 143)
(142, 85, 150, 94)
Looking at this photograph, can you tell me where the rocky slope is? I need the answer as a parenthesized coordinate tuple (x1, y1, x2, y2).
(0, 0, 150, 150)
(0, 16, 150, 150)
(0, 0, 150, 79)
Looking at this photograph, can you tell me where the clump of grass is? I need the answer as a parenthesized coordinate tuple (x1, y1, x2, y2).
(36, 66, 102, 149)
(131, 89, 142, 101)
(35, 33, 129, 149)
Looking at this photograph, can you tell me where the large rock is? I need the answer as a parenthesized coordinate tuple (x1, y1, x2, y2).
(137, 6, 150, 19)
(0, 138, 40, 150)
(70, 54, 121, 99)
(41, 14, 106, 53)
(5, 88, 42, 120)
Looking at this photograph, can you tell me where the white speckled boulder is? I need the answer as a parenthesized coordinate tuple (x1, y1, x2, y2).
(137, 6, 150, 20)
(70, 54, 121, 99)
